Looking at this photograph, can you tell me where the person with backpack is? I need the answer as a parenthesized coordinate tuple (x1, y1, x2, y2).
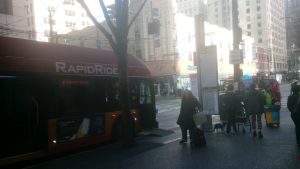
(287, 83, 300, 147)
(245, 83, 266, 138)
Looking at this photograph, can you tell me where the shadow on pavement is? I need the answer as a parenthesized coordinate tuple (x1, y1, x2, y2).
(139, 128, 175, 137)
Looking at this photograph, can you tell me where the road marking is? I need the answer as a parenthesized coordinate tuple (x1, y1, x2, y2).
(163, 137, 181, 144)
(157, 106, 180, 114)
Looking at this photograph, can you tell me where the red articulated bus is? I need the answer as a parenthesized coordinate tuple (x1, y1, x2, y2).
(0, 37, 157, 166)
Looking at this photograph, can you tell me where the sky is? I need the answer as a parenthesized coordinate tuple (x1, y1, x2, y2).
(85, 0, 114, 21)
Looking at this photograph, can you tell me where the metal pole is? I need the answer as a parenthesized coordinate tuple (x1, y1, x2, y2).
(232, 0, 242, 82)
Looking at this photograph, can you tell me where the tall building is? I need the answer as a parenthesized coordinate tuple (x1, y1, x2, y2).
(27, 0, 93, 42)
(286, 0, 300, 49)
(239, 0, 287, 75)
(130, 0, 206, 95)
(206, 0, 232, 29)
(129, 0, 185, 96)
(176, 0, 205, 17)
(285, 0, 300, 75)
(0, 0, 29, 39)
(0, 0, 93, 42)
(206, 0, 288, 76)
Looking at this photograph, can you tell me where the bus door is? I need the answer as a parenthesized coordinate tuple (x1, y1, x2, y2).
(0, 76, 45, 158)
(137, 81, 158, 129)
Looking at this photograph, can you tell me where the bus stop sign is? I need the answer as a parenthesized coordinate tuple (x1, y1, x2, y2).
(229, 49, 243, 64)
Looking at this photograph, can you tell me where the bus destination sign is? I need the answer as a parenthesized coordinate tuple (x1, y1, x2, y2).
(56, 62, 118, 76)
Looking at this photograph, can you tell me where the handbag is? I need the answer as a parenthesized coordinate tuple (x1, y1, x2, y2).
(193, 111, 207, 126)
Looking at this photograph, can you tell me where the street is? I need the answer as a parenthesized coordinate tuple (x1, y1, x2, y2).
(155, 96, 181, 130)
(23, 83, 300, 169)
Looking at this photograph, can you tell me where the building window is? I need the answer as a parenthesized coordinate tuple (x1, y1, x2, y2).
(65, 21, 75, 27)
(26, 5, 29, 14)
(246, 8, 250, 13)
(257, 14, 261, 19)
(258, 38, 262, 43)
(27, 18, 30, 26)
(136, 50, 142, 58)
(247, 16, 250, 22)
(135, 30, 140, 40)
(246, 0, 250, 6)
(247, 24, 251, 29)
(65, 10, 75, 16)
(96, 40, 101, 49)
(247, 32, 251, 36)
(257, 22, 261, 27)
(0, 0, 12, 15)
(80, 40, 84, 47)
(64, 0, 75, 5)
(43, 17, 48, 24)
(64, 39, 70, 45)
(31, 16, 34, 25)
(257, 6, 261, 11)
(44, 30, 49, 37)
(258, 30, 262, 35)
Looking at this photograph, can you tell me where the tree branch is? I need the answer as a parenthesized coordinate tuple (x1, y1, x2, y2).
(76, 0, 117, 51)
(98, 0, 117, 36)
(128, 0, 147, 31)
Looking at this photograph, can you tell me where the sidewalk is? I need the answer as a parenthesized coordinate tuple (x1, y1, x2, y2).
(25, 107, 300, 169)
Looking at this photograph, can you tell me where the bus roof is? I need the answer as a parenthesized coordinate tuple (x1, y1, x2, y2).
(0, 37, 151, 77)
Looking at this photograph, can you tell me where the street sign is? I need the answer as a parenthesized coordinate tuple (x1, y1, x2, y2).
(229, 49, 242, 64)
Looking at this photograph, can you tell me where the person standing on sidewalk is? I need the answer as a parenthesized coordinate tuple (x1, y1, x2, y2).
(177, 90, 200, 144)
(223, 84, 240, 135)
(245, 83, 266, 138)
(287, 83, 300, 147)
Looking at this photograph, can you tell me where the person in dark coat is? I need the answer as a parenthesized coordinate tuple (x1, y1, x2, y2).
(245, 83, 266, 138)
(177, 90, 200, 144)
(223, 84, 240, 135)
(287, 83, 300, 147)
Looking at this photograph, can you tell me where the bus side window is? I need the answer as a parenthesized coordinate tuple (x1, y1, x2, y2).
(139, 82, 151, 104)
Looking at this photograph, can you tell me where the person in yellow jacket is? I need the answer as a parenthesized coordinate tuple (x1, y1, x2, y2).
(263, 87, 273, 106)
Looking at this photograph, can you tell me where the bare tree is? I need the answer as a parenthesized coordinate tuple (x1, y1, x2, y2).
(77, 0, 147, 147)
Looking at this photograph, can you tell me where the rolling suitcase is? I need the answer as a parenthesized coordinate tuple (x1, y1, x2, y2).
(264, 105, 280, 127)
(191, 128, 206, 147)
